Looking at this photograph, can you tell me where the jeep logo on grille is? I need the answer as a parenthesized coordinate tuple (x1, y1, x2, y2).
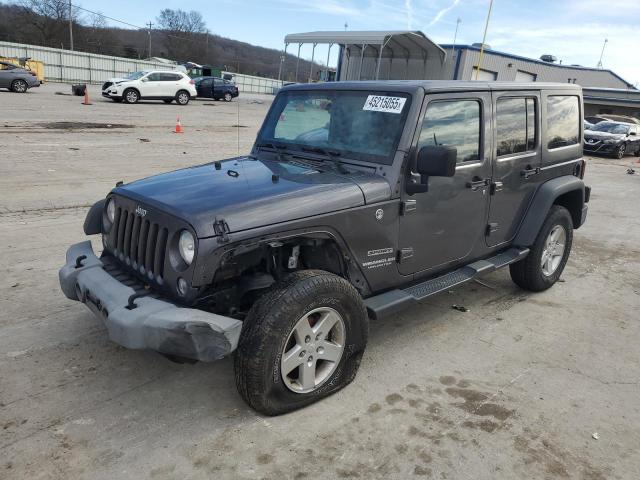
(135, 205, 147, 217)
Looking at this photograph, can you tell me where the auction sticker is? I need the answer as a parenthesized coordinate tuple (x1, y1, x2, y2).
(363, 95, 406, 114)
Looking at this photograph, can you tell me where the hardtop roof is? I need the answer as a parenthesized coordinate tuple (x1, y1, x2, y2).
(281, 80, 582, 94)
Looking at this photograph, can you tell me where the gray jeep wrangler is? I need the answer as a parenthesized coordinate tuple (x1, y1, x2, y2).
(60, 81, 590, 415)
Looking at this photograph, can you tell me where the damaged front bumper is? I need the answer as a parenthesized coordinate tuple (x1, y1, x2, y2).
(59, 241, 243, 362)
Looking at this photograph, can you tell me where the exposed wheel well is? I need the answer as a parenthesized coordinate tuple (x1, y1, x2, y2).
(553, 189, 583, 228)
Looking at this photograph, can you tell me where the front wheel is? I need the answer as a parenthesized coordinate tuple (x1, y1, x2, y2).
(510, 205, 573, 292)
(11, 79, 28, 93)
(613, 143, 626, 159)
(234, 270, 368, 415)
(175, 90, 190, 105)
(123, 88, 139, 104)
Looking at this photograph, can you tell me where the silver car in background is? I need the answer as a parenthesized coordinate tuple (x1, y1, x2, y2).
(0, 61, 40, 93)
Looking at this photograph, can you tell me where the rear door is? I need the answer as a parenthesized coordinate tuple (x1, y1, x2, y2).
(160, 72, 183, 97)
(197, 78, 213, 98)
(0, 62, 16, 88)
(486, 91, 542, 246)
(398, 92, 492, 275)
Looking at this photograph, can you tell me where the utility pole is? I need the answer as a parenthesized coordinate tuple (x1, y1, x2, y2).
(474, 0, 494, 80)
(597, 38, 608, 69)
(147, 22, 153, 58)
(68, 0, 74, 51)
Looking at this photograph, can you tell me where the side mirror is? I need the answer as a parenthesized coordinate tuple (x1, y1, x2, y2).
(629, 131, 636, 136)
(141, 77, 149, 82)
(406, 145, 457, 194)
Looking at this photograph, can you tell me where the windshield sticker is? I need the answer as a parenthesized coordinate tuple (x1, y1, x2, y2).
(363, 95, 406, 114)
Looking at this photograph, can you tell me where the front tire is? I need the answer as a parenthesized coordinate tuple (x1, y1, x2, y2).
(123, 88, 139, 104)
(510, 205, 573, 292)
(175, 90, 190, 105)
(11, 79, 28, 93)
(234, 270, 368, 415)
(613, 143, 626, 159)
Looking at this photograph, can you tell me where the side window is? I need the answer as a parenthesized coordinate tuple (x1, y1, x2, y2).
(496, 97, 537, 157)
(146, 72, 162, 81)
(200, 78, 212, 87)
(546, 95, 580, 149)
(419, 100, 481, 163)
(160, 73, 181, 81)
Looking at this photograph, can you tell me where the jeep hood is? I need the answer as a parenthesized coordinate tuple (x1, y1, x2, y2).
(113, 157, 391, 238)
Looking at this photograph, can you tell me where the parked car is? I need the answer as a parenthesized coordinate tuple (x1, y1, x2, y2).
(194, 76, 239, 101)
(0, 61, 40, 93)
(584, 120, 594, 131)
(102, 70, 197, 105)
(101, 71, 143, 95)
(60, 81, 590, 415)
(585, 115, 610, 124)
(600, 114, 640, 125)
(583, 121, 640, 158)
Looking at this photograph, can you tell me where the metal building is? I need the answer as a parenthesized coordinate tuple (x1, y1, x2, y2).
(284, 30, 640, 119)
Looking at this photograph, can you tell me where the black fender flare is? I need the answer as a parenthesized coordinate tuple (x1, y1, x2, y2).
(83, 199, 105, 235)
(513, 176, 585, 247)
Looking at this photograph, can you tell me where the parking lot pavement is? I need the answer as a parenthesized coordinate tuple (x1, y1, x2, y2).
(1, 83, 639, 480)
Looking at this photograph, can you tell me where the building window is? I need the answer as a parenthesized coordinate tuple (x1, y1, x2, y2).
(472, 67, 497, 81)
(496, 97, 537, 156)
(419, 100, 481, 163)
(546, 96, 580, 149)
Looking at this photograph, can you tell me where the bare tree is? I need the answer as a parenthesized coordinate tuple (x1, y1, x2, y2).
(19, 0, 79, 47)
(156, 8, 206, 61)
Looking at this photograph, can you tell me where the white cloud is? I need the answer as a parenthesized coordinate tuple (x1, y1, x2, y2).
(427, 0, 461, 27)
(405, 0, 414, 29)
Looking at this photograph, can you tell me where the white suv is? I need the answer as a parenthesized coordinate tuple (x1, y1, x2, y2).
(102, 70, 197, 105)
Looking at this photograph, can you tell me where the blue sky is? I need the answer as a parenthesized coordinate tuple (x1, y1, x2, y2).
(80, 0, 639, 86)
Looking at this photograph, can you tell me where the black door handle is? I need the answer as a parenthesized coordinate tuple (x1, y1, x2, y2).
(521, 165, 541, 179)
(466, 176, 489, 191)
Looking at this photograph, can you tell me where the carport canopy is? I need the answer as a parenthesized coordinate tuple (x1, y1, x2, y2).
(281, 31, 447, 81)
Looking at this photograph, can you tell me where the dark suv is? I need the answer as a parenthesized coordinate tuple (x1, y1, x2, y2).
(60, 81, 590, 415)
(194, 76, 239, 101)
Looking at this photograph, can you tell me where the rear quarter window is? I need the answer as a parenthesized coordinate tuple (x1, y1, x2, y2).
(546, 95, 580, 149)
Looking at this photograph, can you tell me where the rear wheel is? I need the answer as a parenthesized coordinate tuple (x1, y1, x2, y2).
(510, 205, 573, 292)
(234, 270, 368, 415)
(224, 92, 233, 102)
(175, 90, 190, 105)
(11, 79, 28, 93)
(123, 88, 139, 104)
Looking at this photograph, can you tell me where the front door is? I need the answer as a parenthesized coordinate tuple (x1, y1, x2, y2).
(486, 92, 542, 246)
(398, 92, 492, 276)
(139, 72, 162, 98)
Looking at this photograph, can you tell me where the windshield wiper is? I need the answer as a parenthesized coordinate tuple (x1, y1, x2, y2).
(299, 146, 349, 173)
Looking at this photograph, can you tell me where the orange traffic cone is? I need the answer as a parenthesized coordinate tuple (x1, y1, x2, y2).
(174, 116, 183, 134)
(82, 84, 92, 105)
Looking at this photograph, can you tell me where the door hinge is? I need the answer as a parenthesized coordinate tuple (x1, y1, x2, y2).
(213, 218, 230, 243)
(400, 199, 417, 215)
(397, 247, 414, 263)
(486, 223, 499, 235)
(490, 181, 503, 195)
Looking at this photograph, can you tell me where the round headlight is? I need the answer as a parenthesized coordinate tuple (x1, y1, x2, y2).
(106, 198, 116, 224)
(178, 230, 195, 265)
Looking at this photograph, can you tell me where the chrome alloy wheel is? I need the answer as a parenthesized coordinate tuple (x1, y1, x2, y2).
(280, 307, 346, 394)
(125, 89, 138, 103)
(541, 225, 566, 276)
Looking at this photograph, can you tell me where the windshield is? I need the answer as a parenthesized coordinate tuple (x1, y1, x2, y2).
(124, 71, 145, 80)
(589, 122, 630, 134)
(259, 90, 411, 164)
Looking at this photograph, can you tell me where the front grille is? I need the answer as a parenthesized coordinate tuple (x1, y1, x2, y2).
(102, 81, 112, 91)
(108, 205, 169, 283)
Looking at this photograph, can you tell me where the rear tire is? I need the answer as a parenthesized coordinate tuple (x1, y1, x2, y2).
(224, 92, 233, 102)
(11, 79, 28, 93)
(234, 270, 368, 415)
(123, 88, 139, 104)
(510, 205, 573, 292)
(175, 90, 190, 105)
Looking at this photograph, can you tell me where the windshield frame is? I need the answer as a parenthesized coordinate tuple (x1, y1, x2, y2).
(257, 89, 413, 165)
(589, 122, 630, 134)
(124, 71, 146, 81)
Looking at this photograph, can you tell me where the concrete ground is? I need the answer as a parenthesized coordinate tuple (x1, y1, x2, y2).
(1, 83, 639, 480)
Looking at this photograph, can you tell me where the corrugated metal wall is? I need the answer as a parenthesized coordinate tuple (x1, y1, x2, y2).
(0, 41, 282, 94)
(456, 49, 630, 89)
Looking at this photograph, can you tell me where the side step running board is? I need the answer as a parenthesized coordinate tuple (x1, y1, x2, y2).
(364, 247, 529, 320)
